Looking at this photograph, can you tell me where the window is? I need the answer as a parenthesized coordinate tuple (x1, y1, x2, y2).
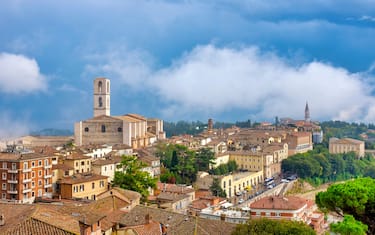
(38, 189, 42, 197)
(32, 191, 35, 197)
(2, 162, 7, 169)
(38, 170, 42, 176)
(2, 193, 5, 199)
(104, 166, 107, 171)
(31, 172, 35, 178)
(31, 181, 35, 188)
(81, 161, 85, 166)
(12, 163, 16, 170)
(98, 81, 102, 92)
(44, 159, 48, 166)
(23, 162, 28, 169)
(2, 172, 6, 180)
(75, 162, 78, 167)
(100, 180, 104, 187)
(2, 183, 6, 190)
(98, 97, 103, 107)
(64, 171, 69, 176)
(118, 127, 122, 132)
(101, 125, 106, 133)
(73, 186, 78, 193)
(38, 160, 42, 166)
(92, 182, 95, 189)
(31, 161, 35, 167)
(38, 180, 42, 186)
(107, 81, 109, 93)
(80, 185, 85, 192)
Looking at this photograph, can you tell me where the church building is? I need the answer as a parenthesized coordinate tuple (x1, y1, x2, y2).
(74, 78, 165, 148)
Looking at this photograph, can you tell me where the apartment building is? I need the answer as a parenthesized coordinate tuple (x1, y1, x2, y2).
(62, 152, 92, 174)
(329, 137, 365, 158)
(0, 152, 53, 203)
(284, 132, 313, 156)
(58, 173, 108, 200)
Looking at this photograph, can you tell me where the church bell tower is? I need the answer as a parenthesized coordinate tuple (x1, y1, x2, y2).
(305, 101, 310, 123)
(93, 78, 110, 117)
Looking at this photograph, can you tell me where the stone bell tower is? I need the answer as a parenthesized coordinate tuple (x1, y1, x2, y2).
(93, 78, 110, 117)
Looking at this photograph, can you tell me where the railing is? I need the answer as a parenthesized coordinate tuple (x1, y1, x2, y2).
(7, 169, 18, 173)
(7, 179, 18, 184)
(23, 188, 32, 193)
(22, 168, 32, 173)
(7, 190, 18, 194)
(44, 174, 52, 179)
(44, 165, 52, 169)
(23, 178, 32, 183)
(44, 184, 52, 188)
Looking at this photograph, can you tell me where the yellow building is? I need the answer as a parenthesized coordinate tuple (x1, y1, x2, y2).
(229, 150, 282, 179)
(63, 152, 92, 174)
(329, 137, 365, 158)
(58, 173, 108, 200)
(218, 171, 263, 198)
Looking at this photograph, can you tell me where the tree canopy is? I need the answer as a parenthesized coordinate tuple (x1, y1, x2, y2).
(232, 218, 316, 235)
(330, 215, 368, 235)
(112, 155, 157, 201)
(210, 178, 226, 197)
(281, 147, 375, 186)
(316, 178, 375, 234)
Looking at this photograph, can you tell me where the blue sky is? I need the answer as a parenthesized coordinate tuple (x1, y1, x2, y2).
(1, 0, 375, 138)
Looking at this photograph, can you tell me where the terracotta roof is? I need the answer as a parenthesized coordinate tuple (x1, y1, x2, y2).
(119, 205, 236, 235)
(156, 182, 195, 194)
(92, 158, 117, 166)
(3, 217, 77, 235)
(250, 196, 308, 210)
(329, 137, 364, 145)
(157, 192, 189, 202)
(59, 173, 108, 184)
(0, 152, 50, 161)
(120, 218, 162, 235)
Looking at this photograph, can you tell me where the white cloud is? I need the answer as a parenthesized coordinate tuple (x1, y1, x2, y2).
(86, 44, 375, 122)
(0, 112, 30, 140)
(0, 53, 47, 94)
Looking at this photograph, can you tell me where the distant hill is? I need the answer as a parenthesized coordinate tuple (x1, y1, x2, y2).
(30, 128, 73, 136)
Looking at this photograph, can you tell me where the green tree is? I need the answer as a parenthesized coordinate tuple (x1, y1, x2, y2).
(232, 218, 315, 235)
(112, 155, 157, 201)
(316, 178, 375, 234)
(195, 147, 215, 172)
(330, 215, 368, 235)
(210, 178, 226, 197)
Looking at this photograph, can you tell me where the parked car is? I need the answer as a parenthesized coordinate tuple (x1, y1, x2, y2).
(238, 198, 244, 204)
(281, 179, 290, 183)
(236, 191, 242, 196)
(267, 185, 274, 189)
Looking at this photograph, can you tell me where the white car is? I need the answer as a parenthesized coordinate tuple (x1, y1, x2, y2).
(238, 199, 244, 204)
(281, 179, 290, 183)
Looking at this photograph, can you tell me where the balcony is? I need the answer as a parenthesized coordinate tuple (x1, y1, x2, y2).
(44, 174, 52, 179)
(44, 165, 52, 169)
(7, 179, 18, 184)
(7, 190, 18, 194)
(22, 168, 32, 173)
(44, 184, 52, 188)
(7, 169, 18, 173)
(23, 178, 32, 183)
(23, 188, 32, 193)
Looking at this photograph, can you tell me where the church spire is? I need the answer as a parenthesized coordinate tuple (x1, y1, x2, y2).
(305, 101, 310, 122)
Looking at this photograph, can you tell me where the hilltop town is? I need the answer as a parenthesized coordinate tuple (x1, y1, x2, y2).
(0, 78, 374, 235)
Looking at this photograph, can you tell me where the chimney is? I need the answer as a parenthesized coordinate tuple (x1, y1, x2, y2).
(0, 214, 4, 226)
(145, 214, 151, 224)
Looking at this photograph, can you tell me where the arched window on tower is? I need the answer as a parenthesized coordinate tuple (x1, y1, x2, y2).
(98, 97, 103, 107)
(98, 81, 103, 92)
(107, 81, 109, 93)
(101, 125, 106, 133)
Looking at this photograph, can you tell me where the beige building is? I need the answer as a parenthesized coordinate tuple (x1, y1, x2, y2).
(58, 173, 108, 200)
(62, 152, 92, 174)
(284, 132, 313, 156)
(74, 78, 165, 149)
(219, 171, 263, 198)
(329, 137, 365, 157)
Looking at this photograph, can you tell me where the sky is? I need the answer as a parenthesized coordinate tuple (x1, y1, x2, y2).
(1, 0, 375, 138)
